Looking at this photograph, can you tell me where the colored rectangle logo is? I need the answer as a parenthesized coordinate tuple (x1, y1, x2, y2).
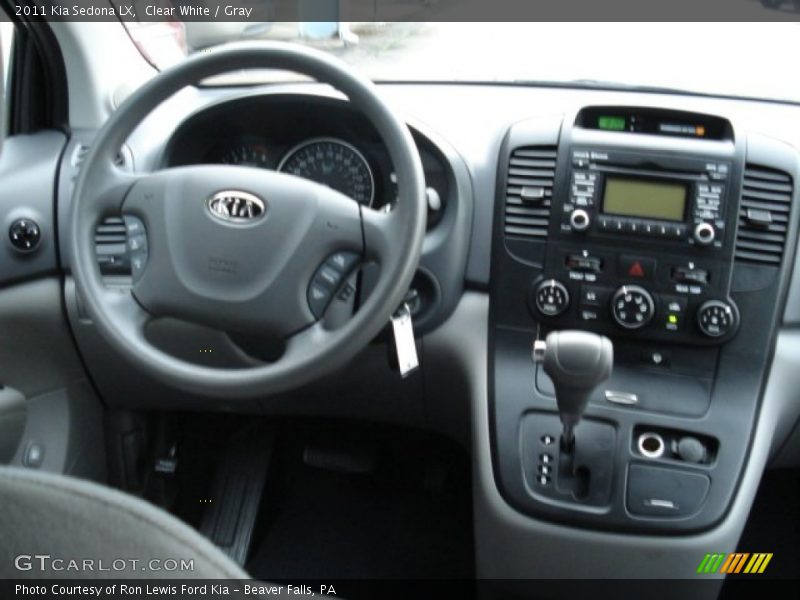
(697, 552, 773, 575)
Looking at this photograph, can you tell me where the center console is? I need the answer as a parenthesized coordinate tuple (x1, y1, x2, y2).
(539, 143, 738, 344)
(489, 106, 796, 533)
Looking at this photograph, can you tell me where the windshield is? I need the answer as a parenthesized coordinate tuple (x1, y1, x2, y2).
(128, 22, 800, 103)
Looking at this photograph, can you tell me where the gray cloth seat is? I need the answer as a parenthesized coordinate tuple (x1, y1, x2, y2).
(0, 466, 249, 579)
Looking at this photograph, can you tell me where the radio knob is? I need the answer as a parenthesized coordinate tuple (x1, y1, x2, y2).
(533, 279, 570, 317)
(697, 300, 737, 338)
(611, 285, 654, 330)
(693, 222, 716, 246)
(569, 209, 591, 232)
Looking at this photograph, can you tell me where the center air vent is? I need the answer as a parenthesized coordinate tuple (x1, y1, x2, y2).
(503, 146, 557, 239)
(735, 165, 793, 265)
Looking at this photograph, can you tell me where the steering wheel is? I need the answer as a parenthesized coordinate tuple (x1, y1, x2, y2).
(69, 43, 427, 399)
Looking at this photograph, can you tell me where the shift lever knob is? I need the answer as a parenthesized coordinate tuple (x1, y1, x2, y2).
(533, 330, 613, 451)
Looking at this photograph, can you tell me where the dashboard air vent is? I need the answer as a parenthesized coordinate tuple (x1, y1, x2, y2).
(735, 165, 793, 265)
(95, 217, 130, 275)
(503, 146, 557, 239)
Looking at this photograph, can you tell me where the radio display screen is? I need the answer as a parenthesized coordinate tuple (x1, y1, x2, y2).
(602, 177, 687, 222)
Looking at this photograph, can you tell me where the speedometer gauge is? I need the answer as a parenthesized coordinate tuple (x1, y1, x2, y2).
(277, 138, 375, 206)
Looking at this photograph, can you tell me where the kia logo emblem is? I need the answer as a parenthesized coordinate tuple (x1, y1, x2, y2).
(207, 191, 266, 223)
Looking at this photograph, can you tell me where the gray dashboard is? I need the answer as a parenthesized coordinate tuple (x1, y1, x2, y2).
(1, 81, 800, 586)
(2, 82, 799, 440)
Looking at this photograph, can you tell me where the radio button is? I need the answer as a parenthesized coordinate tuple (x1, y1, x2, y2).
(626, 219, 643, 234)
(598, 216, 613, 231)
(573, 171, 597, 183)
(572, 155, 590, 168)
(609, 217, 625, 233)
(571, 184, 595, 196)
(574, 196, 591, 208)
(670, 224, 688, 239)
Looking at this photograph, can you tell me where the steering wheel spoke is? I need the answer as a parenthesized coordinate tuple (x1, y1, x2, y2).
(88, 160, 144, 216)
(98, 285, 154, 342)
(361, 205, 405, 264)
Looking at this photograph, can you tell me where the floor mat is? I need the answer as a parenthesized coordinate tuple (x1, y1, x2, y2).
(245, 421, 474, 580)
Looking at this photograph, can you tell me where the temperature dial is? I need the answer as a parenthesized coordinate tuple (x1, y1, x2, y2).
(611, 285, 655, 330)
(533, 279, 570, 317)
(697, 300, 736, 338)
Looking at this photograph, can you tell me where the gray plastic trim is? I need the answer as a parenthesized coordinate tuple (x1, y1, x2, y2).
(426, 292, 793, 583)
(0, 131, 65, 286)
(0, 278, 86, 398)
(10, 381, 106, 482)
(0, 387, 26, 464)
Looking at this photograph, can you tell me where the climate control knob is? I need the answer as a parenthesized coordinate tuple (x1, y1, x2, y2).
(697, 300, 737, 338)
(533, 279, 570, 317)
(611, 285, 655, 330)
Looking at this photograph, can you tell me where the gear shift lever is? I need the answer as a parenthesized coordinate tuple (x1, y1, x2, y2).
(533, 330, 613, 452)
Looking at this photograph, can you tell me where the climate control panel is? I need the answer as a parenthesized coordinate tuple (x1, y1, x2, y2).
(528, 244, 739, 344)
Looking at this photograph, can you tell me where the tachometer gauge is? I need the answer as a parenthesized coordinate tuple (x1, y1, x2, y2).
(277, 138, 375, 206)
(220, 143, 270, 168)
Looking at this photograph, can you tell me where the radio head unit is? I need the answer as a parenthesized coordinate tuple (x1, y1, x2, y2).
(563, 147, 730, 248)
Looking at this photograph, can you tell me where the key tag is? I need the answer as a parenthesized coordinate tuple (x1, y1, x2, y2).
(390, 303, 419, 378)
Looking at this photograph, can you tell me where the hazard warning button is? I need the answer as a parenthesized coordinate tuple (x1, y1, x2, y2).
(619, 255, 656, 281)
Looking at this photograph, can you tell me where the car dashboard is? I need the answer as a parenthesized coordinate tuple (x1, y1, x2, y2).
(2, 79, 796, 581)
